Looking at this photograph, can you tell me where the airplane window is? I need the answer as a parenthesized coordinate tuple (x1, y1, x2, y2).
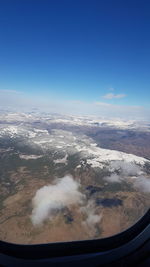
(0, 0, 150, 245)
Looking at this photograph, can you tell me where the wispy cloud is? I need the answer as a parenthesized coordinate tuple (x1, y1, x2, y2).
(0, 89, 23, 94)
(103, 93, 126, 99)
(93, 101, 149, 120)
(95, 102, 112, 107)
(108, 87, 115, 92)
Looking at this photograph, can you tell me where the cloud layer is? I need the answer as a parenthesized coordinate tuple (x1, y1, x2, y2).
(0, 89, 149, 120)
(103, 93, 126, 99)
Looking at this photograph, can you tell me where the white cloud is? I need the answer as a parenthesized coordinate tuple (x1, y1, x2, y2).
(134, 177, 150, 193)
(103, 93, 126, 99)
(80, 200, 102, 232)
(104, 174, 121, 183)
(31, 175, 85, 225)
(31, 175, 102, 232)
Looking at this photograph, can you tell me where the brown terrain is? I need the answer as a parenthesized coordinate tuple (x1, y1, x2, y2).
(0, 165, 149, 244)
(0, 122, 150, 244)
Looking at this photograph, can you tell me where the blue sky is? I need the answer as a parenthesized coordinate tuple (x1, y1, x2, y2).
(0, 0, 150, 119)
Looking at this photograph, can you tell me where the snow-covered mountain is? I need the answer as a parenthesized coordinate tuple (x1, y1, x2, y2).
(0, 111, 150, 131)
(0, 120, 150, 193)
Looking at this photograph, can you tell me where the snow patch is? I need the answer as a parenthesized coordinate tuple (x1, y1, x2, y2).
(19, 154, 43, 160)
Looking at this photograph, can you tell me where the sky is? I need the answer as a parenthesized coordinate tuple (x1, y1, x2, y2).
(0, 0, 150, 119)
